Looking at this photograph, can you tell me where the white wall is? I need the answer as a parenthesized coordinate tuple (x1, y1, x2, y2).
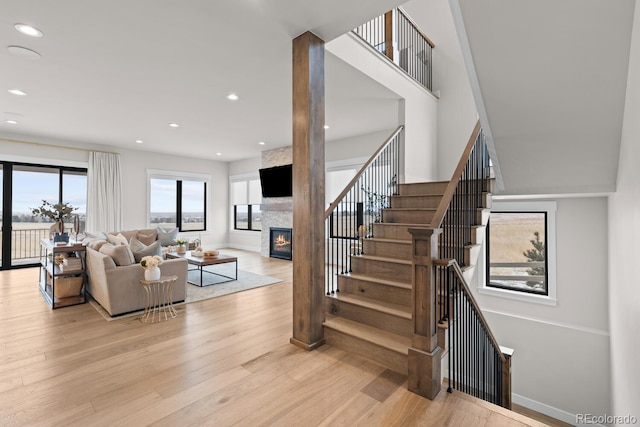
(402, 0, 479, 181)
(608, 0, 640, 417)
(0, 133, 229, 247)
(471, 197, 611, 422)
(327, 33, 438, 184)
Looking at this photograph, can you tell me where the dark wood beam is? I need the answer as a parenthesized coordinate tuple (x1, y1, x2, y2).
(290, 31, 326, 351)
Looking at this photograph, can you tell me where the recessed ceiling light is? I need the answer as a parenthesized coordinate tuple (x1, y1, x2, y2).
(226, 93, 239, 101)
(258, 141, 265, 145)
(14, 24, 43, 37)
(7, 45, 41, 60)
(8, 89, 27, 96)
(168, 123, 179, 128)
(5, 120, 18, 124)
(324, 125, 330, 129)
(216, 152, 222, 156)
(136, 140, 143, 144)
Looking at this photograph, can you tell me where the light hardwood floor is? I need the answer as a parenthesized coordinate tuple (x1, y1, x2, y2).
(0, 249, 554, 426)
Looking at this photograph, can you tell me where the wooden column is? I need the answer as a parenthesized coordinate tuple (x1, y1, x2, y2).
(384, 11, 394, 61)
(290, 31, 326, 351)
(408, 227, 442, 399)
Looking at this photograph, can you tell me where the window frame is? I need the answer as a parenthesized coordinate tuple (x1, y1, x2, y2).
(479, 200, 557, 306)
(147, 169, 209, 232)
(230, 173, 262, 232)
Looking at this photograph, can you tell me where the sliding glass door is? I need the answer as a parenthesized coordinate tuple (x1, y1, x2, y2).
(0, 162, 87, 269)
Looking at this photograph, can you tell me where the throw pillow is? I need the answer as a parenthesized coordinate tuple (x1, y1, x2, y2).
(157, 227, 178, 246)
(137, 230, 157, 246)
(86, 231, 108, 240)
(99, 243, 135, 266)
(87, 239, 108, 251)
(107, 233, 129, 246)
(129, 237, 162, 262)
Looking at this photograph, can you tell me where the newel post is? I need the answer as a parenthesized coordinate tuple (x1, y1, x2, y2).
(408, 227, 442, 399)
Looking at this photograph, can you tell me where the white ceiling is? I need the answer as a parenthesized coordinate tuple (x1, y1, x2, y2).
(457, 0, 635, 195)
(0, 0, 404, 162)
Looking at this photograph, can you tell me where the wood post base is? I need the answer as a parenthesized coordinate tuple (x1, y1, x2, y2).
(408, 346, 442, 400)
(290, 336, 326, 351)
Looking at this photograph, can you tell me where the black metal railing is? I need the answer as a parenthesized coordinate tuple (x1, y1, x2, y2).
(436, 259, 510, 408)
(353, 8, 434, 91)
(324, 126, 403, 295)
(7, 225, 75, 264)
(436, 125, 490, 266)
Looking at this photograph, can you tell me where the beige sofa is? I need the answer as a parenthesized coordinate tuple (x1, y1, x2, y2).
(85, 228, 188, 316)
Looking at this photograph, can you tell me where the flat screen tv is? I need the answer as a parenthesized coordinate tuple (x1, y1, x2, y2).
(259, 164, 293, 198)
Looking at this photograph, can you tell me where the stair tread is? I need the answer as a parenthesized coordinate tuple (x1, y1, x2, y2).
(356, 254, 412, 265)
(327, 293, 412, 319)
(324, 316, 411, 354)
(343, 273, 412, 290)
(365, 238, 411, 245)
(383, 207, 437, 212)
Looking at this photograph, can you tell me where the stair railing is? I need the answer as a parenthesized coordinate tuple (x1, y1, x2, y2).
(324, 126, 403, 295)
(436, 258, 512, 408)
(353, 8, 435, 91)
(409, 120, 512, 408)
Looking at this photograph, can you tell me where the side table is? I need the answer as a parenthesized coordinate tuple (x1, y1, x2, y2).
(139, 275, 178, 323)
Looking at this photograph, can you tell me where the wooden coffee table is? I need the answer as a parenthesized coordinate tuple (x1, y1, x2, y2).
(166, 251, 238, 287)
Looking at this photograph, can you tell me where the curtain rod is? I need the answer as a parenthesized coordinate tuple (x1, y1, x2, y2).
(1, 137, 120, 155)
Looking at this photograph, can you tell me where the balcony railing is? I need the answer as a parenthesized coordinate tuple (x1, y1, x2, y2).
(2, 225, 76, 265)
(353, 7, 434, 91)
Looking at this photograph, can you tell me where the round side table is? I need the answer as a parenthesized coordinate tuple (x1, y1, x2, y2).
(139, 275, 178, 323)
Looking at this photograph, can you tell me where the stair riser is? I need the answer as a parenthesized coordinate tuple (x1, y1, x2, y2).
(398, 182, 448, 195)
(390, 195, 443, 209)
(324, 327, 407, 374)
(339, 275, 411, 307)
(362, 240, 411, 259)
(351, 257, 411, 283)
(382, 209, 434, 224)
(325, 297, 412, 337)
(372, 223, 414, 240)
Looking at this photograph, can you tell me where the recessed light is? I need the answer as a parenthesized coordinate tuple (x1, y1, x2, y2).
(216, 152, 222, 156)
(258, 141, 266, 145)
(5, 120, 18, 124)
(7, 45, 41, 60)
(8, 89, 27, 96)
(136, 140, 143, 144)
(226, 93, 239, 101)
(14, 24, 43, 37)
(168, 123, 179, 128)
(324, 125, 330, 129)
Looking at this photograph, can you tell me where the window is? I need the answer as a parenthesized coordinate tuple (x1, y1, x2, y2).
(148, 171, 208, 232)
(231, 176, 261, 231)
(480, 200, 557, 305)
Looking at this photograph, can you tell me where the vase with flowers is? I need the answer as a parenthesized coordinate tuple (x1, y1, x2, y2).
(30, 200, 77, 242)
(175, 238, 188, 254)
(140, 255, 163, 281)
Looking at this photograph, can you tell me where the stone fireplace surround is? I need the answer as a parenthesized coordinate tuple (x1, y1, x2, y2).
(260, 147, 292, 258)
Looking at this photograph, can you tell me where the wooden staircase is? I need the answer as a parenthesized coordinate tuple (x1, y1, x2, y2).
(324, 181, 490, 374)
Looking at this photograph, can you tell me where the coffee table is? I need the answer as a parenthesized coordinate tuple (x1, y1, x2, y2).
(166, 251, 238, 287)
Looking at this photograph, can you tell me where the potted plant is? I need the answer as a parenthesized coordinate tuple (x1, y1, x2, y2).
(30, 200, 78, 242)
(175, 238, 189, 254)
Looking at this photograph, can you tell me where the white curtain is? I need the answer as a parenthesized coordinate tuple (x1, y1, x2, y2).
(86, 152, 122, 232)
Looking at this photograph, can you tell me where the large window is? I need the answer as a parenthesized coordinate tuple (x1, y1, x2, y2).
(148, 171, 208, 232)
(481, 201, 557, 305)
(231, 177, 261, 231)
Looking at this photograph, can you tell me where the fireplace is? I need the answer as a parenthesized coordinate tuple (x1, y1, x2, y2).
(270, 227, 292, 260)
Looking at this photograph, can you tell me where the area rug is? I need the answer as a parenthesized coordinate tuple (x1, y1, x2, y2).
(89, 267, 282, 321)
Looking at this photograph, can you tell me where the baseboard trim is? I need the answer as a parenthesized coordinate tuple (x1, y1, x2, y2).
(512, 393, 604, 426)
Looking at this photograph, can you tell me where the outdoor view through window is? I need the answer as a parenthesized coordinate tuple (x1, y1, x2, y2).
(487, 212, 547, 295)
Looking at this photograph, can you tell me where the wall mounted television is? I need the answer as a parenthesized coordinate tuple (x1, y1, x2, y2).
(259, 164, 293, 198)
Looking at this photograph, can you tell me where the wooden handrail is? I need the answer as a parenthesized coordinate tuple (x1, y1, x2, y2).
(439, 257, 506, 364)
(430, 120, 482, 228)
(324, 125, 404, 219)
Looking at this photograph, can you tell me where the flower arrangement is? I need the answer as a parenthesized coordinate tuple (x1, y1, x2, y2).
(140, 255, 163, 269)
(175, 238, 189, 246)
(31, 200, 77, 222)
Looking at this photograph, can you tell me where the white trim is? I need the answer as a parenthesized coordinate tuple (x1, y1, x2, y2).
(512, 393, 604, 427)
(494, 193, 613, 200)
(229, 171, 260, 181)
(147, 168, 210, 182)
(1, 154, 87, 169)
(226, 243, 261, 253)
(326, 156, 369, 171)
(479, 200, 557, 305)
(483, 308, 610, 337)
